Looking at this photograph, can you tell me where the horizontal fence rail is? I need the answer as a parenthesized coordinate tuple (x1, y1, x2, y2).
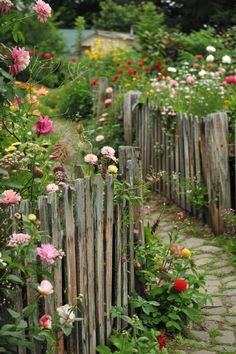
(1, 146, 144, 354)
(123, 91, 235, 234)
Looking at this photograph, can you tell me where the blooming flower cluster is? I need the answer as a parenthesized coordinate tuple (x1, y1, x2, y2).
(33, 0, 52, 23)
(37, 243, 61, 264)
(10, 47, 30, 76)
(8, 233, 31, 246)
(0, 189, 21, 204)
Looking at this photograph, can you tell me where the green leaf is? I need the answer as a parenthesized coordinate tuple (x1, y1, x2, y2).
(23, 304, 36, 317)
(61, 326, 72, 336)
(166, 320, 181, 331)
(168, 312, 181, 321)
(17, 320, 28, 330)
(182, 308, 198, 320)
(6, 274, 24, 285)
(7, 308, 20, 319)
(96, 345, 111, 354)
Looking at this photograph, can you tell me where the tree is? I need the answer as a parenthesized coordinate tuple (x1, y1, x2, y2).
(75, 16, 85, 54)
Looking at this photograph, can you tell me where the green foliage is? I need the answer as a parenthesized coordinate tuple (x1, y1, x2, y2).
(75, 16, 85, 54)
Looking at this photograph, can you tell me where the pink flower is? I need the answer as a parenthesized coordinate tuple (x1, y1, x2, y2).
(38, 280, 54, 296)
(0, 0, 13, 14)
(95, 135, 105, 142)
(186, 75, 195, 84)
(208, 63, 214, 69)
(39, 314, 52, 329)
(192, 63, 199, 68)
(34, 116, 53, 136)
(10, 47, 30, 76)
(84, 153, 98, 165)
(104, 98, 112, 106)
(106, 87, 113, 94)
(0, 189, 21, 204)
(46, 183, 59, 193)
(195, 54, 204, 60)
(8, 233, 31, 246)
(225, 75, 236, 85)
(101, 146, 117, 162)
(37, 243, 60, 264)
(70, 57, 77, 62)
(33, 0, 52, 23)
(56, 304, 76, 327)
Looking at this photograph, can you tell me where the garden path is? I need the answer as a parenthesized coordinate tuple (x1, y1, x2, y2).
(148, 195, 236, 354)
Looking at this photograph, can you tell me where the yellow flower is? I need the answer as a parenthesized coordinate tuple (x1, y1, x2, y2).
(223, 100, 230, 109)
(9, 104, 18, 112)
(5, 146, 16, 152)
(28, 213, 37, 222)
(124, 83, 131, 88)
(108, 165, 118, 174)
(154, 255, 163, 263)
(12, 142, 21, 146)
(4, 153, 13, 158)
(132, 77, 137, 81)
(182, 248, 191, 258)
(14, 212, 22, 219)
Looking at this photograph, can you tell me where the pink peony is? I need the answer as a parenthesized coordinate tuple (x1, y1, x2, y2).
(8, 233, 31, 246)
(10, 47, 30, 76)
(106, 87, 113, 94)
(46, 183, 59, 193)
(84, 153, 98, 165)
(95, 135, 105, 142)
(0, 189, 21, 204)
(39, 314, 52, 329)
(37, 243, 60, 264)
(56, 304, 76, 327)
(104, 98, 112, 106)
(0, 0, 13, 14)
(33, 0, 52, 23)
(38, 280, 54, 296)
(34, 116, 53, 136)
(225, 75, 236, 85)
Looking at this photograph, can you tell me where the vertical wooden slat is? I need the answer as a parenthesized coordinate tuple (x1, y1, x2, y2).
(178, 114, 186, 209)
(94, 175, 105, 344)
(85, 177, 96, 354)
(75, 179, 89, 354)
(123, 91, 141, 145)
(114, 203, 122, 330)
(97, 76, 108, 117)
(64, 187, 79, 354)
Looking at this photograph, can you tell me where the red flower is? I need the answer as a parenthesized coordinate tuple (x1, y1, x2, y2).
(157, 75, 163, 81)
(154, 63, 163, 71)
(163, 72, 169, 77)
(70, 56, 77, 62)
(34, 116, 53, 137)
(138, 61, 144, 67)
(117, 69, 123, 74)
(158, 333, 167, 351)
(28, 50, 33, 55)
(133, 69, 138, 75)
(43, 53, 53, 59)
(128, 70, 134, 75)
(115, 63, 120, 67)
(145, 66, 152, 72)
(127, 60, 132, 65)
(226, 75, 236, 85)
(195, 54, 204, 60)
(174, 279, 188, 292)
(90, 79, 99, 86)
(112, 75, 119, 82)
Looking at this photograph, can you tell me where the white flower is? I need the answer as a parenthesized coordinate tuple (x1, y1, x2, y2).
(199, 69, 207, 77)
(167, 67, 177, 73)
(222, 55, 231, 64)
(57, 304, 76, 327)
(206, 54, 214, 62)
(206, 46, 216, 53)
(0, 252, 7, 267)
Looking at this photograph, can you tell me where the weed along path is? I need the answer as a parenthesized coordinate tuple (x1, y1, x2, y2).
(148, 195, 236, 354)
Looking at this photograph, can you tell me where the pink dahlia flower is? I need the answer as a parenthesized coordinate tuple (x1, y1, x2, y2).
(39, 314, 52, 329)
(33, 0, 52, 23)
(8, 233, 31, 246)
(46, 183, 59, 193)
(34, 115, 53, 136)
(0, 0, 13, 14)
(84, 153, 98, 165)
(10, 47, 30, 76)
(101, 146, 117, 161)
(0, 189, 21, 204)
(37, 243, 60, 264)
(95, 135, 105, 142)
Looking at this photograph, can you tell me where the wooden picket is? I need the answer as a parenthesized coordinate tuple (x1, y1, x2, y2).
(4, 147, 143, 354)
(124, 91, 233, 234)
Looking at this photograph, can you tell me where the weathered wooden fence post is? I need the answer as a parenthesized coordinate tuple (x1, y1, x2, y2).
(123, 91, 141, 145)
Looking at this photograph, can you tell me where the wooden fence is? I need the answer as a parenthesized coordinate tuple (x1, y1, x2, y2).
(123, 91, 235, 234)
(4, 146, 143, 354)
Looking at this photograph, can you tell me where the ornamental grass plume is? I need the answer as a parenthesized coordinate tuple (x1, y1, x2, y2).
(34, 115, 53, 136)
(33, 0, 52, 23)
(10, 47, 30, 76)
(0, 190, 21, 204)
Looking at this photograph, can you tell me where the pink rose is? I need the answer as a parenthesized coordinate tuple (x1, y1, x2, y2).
(34, 115, 53, 136)
(84, 153, 98, 165)
(37, 243, 60, 264)
(10, 47, 30, 76)
(38, 280, 54, 296)
(104, 98, 112, 106)
(56, 304, 76, 327)
(33, 0, 52, 23)
(39, 314, 52, 329)
(0, 189, 21, 204)
(46, 183, 59, 193)
(106, 87, 113, 94)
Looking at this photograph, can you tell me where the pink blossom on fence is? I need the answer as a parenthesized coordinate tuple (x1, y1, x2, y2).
(10, 47, 30, 76)
(84, 153, 98, 165)
(34, 115, 53, 136)
(39, 314, 52, 329)
(95, 135, 105, 142)
(46, 183, 59, 193)
(0, 0, 13, 14)
(0, 189, 21, 204)
(33, 0, 52, 23)
(38, 280, 54, 296)
(8, 233, 31, 246)
(37, 243, 60, 264)
(56, 304, 76, 327)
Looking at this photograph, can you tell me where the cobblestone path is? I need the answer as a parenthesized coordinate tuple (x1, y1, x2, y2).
(149, 196, 236, 354)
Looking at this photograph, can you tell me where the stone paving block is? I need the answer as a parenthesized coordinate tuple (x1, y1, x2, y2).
(217, 266, 235, 273)
(192, 351, 215, 354)
(228, 305, 236, 313)
(224, 316, 236, 325)
(223, 289, 236, 296)
(203, 307, 226, 315)
(195, 258, 214, 267)
(205, 280, 221, 288)
(191, 330, 210, 342)
(196, 245, 221, 254)
(205, 315, 224, 322)
(183, 237, 205, 249)
(203, 320, 219, 330)
(215, 330, 235, 344)
(224, 276, 236, 283)
(225, 281, 236, 289)
(205, 297, 222, 307)
(215, 345, 236, 352)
